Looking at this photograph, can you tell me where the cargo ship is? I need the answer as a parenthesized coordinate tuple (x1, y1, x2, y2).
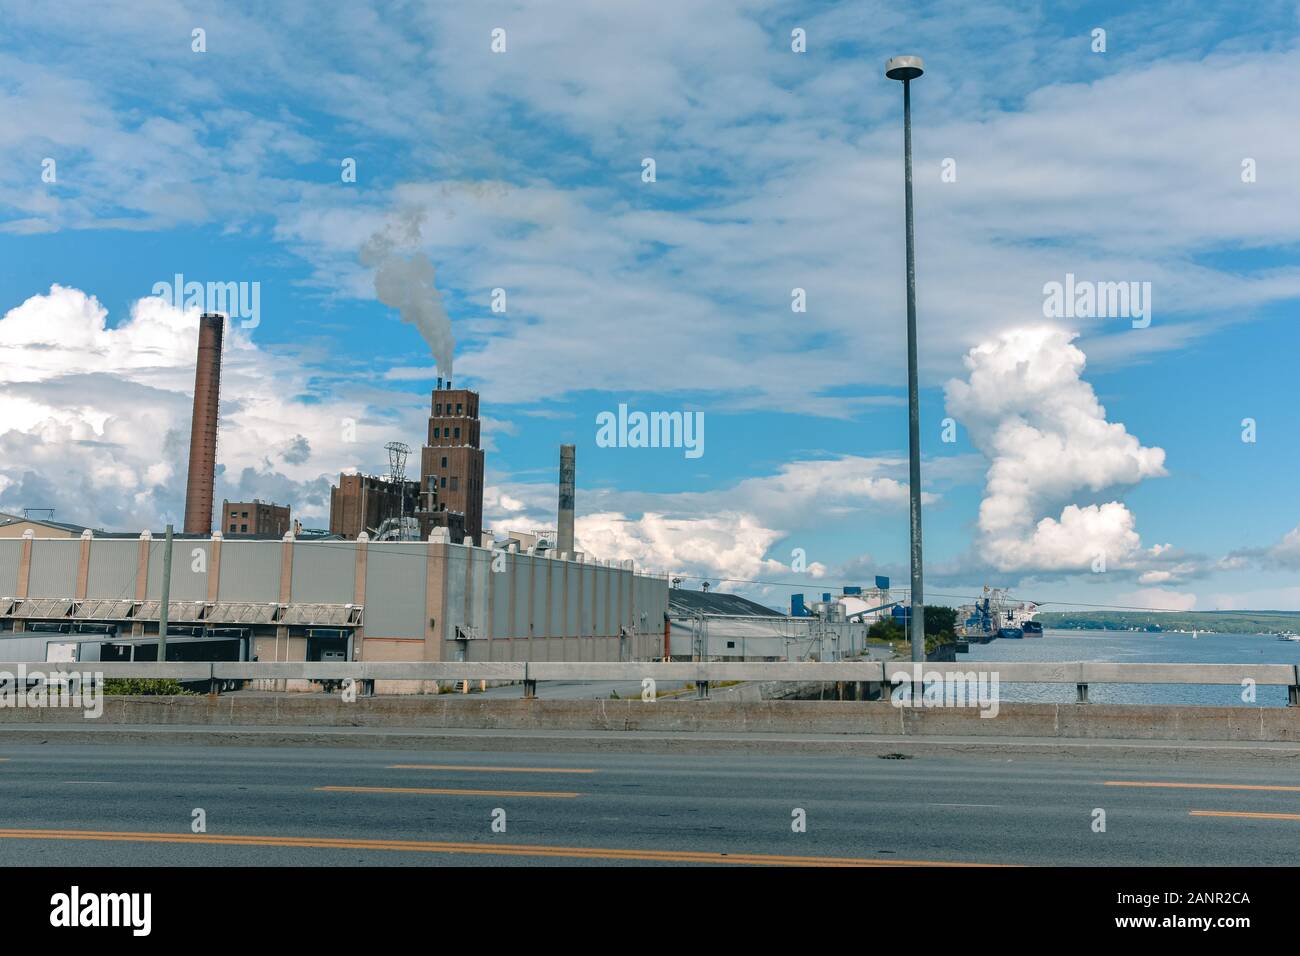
(957, 587, 1042, 641)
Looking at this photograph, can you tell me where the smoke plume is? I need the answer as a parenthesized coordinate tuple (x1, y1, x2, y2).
(360, 210, 455, 377)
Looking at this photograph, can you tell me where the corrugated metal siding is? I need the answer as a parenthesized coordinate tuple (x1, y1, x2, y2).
(544, 559, 559, 637)
(443, 545, 465, 640)
(86, 541, 140, 600)
(0, 540, 21, 595)
(468, 546, 491, 636)
(291, 542, 357, 604)
(513, 554, 531, 637)
(564, 561, 579, 637)
(491, 552, 511, 638)
(364, 544, 427, 639)
(583, 563, 597, 636)
(531, 557, 548, 638)
(218, 542, 282, 602)
(147, 541, 210, 601)
(27, 540, 80, 598)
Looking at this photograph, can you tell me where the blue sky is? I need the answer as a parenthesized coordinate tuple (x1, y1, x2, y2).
(1, 0, 1298, 612)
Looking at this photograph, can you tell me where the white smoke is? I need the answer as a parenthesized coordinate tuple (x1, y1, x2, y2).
(360, 209, 455, 377)
(945, 328, 1167, 572)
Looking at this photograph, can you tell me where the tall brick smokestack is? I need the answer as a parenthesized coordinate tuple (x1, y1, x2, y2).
(557, 444, 575, 554)
(183, 312, 224, 534)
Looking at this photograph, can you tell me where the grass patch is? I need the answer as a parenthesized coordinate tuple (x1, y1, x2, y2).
(102, 678, 199, 696)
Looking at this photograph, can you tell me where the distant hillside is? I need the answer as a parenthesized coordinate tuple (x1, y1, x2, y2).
(1035, 610, 1300, 635)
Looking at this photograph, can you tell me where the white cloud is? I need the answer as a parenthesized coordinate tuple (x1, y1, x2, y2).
(0, 285, 428, 530)
(1230, 522, 1300, 571)
(945, 328, 1167, 572)
(482, 454, 918, 584)
(1117, 587, 1198, 612)
(7, 9, 1300, 414)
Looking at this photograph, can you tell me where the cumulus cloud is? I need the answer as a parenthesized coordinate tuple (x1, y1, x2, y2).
(481, 455, 918, 586)
(0, 285, 427, 530)
(1230, 522, 1300, 570)
(945, 328, 1167, 573)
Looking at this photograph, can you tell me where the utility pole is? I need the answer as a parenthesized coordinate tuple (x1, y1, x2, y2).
(158, 523, 173, 664)
(886, 54, 928, 663)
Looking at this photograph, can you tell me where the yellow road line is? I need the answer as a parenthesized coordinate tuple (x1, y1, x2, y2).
(316, 785, 580, 799)
(1107, 781, 1300, 793)
(1190, 810, 1300, 821)
(387, 764, 596, 774)
(0, 827, 998, 866)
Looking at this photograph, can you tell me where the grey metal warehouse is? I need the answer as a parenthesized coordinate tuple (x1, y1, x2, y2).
(0, 529, 670, 666)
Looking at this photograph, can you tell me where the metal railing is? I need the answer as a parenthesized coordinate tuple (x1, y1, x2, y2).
(2, 660, 1298, 704)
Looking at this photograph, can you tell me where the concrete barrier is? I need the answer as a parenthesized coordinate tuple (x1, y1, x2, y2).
(4, 695, 1300, 741)
(2, 659, 1292, 687)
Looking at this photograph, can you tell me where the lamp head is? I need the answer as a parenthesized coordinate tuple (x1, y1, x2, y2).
(885, 55, 925, 81)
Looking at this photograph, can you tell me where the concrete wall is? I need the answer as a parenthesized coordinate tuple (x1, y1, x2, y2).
(13, 697, 1300, 744)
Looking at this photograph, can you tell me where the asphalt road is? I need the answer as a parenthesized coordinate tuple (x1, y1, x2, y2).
(3, 743, 1300, 865)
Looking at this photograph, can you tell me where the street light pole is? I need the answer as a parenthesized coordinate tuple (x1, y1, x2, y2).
(886, 55, 927, 664)
(158, 523, 173, 664)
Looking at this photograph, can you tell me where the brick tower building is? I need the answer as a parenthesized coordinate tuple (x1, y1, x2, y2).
(419, 379, 484, 543)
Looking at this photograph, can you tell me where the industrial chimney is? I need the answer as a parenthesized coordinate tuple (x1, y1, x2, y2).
(183, 312, 224, 534)
(557, 444, 575, 554)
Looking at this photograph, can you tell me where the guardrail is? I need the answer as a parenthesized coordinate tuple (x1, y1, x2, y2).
(2, 660, 1298, 703)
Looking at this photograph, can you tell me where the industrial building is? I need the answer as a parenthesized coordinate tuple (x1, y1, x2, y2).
(221, 499, 290, 539)
(0, 529, 669, 668)
(0, 511, 89, 540)
(419, 378, 484, 543)
(668, 587, 873, 661)
(328, 473, 421, 540)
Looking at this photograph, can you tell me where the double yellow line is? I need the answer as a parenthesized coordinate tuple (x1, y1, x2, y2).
(318, 786, 580, 799)
(1106, 779, 1300, 822)
(0, 827, 993, 866)
(386, 764, 596, 774)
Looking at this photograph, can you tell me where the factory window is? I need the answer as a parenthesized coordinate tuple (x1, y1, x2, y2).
(450, 477, 458, 491)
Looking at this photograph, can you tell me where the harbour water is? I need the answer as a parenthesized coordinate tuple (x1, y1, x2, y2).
(961, 629, 1300, 707)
